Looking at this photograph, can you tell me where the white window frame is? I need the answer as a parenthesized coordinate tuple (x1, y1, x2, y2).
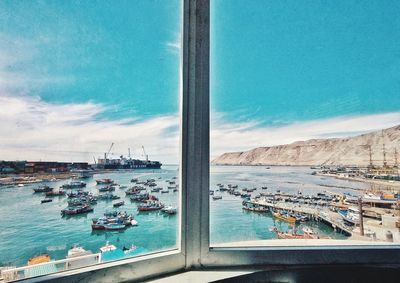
(17, 0, 400, 282)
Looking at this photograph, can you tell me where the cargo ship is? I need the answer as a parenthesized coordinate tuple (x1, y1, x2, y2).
(95, 144, 162, 170)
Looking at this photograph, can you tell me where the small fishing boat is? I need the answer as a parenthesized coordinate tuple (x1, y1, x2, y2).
(273, 212, 296, 223)
(41, 199, 53, 203)
(137, 202, 164, 211)
(28, 254, 50, 265)
(104, 223, 126, 231)
(130, 178, 138, 183)
(96, 179, 114, 185)
(161, 189, 169, 193)
(33, 186, 53, 193)
(123, 244, 138, 254)
(67, 245, 93, 258)
(45, 190, 66, 197)
(99, 186, 115, 192)
(162, 206, 177, 215)
(212, 195, 222, 200)
(100, 241, 117, 253)
(61, 204, 93, 216)
(113, 201, 125, 207)
(62, 181, 86, 189)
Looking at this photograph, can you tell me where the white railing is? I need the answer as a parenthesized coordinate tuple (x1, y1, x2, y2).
(1, 253, 101, 282)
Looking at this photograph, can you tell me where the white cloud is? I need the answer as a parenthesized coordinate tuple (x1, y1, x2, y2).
(210, 112, 400, 159)
(1, 95, 399, 164)
(0, 95, 179, 163)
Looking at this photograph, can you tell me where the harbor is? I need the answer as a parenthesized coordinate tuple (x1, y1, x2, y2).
(1, 165, 400, 282)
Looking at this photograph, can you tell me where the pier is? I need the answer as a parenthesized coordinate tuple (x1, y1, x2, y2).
(251, 199, 354, 236)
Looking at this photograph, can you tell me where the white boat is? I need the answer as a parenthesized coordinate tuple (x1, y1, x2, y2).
(338, 207, 360, 226)
(212, 195, 222, 200)
(162, 206, 177, 215)
(123, 244, 138, 254)
(67, 245, 93, 258)
(131, 219, 138, 226)
(100, 241, 117, 253)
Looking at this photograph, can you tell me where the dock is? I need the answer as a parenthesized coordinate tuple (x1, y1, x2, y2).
(251, 199, 354, 236)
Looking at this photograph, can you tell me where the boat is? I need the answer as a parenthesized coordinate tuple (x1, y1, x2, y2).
(33, 186, 53, 193)
(100, 241, 117, 253)
(338, 207, 360, 226)
(67, 245, 93, 258)
(123, 244, 138, 254)
(28, 254, 50, 265)
(41, 199, 53, 203)
(272, 212, 296, 223)
(242, 201, 268, 212)
(161, 189, 169, 193)
(61, 181, 86, 189)
(131, 178, 138, 183)
(61, 204, 93, 216)
(212, 195, 222, 200)
(99, 186, 115, 192)
(45, 190, 66, 197)
(113, 201, 125, 207)
(104, 223, 126, 231)
(96, 179, 114, 185)
(130, 193, 150, 202)
(137, 202, 164, 211)
(162, 206, 177, 215)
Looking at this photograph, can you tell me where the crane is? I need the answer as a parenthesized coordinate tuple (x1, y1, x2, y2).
(142, 146, 148, 161)
(104, 142, 114, 160)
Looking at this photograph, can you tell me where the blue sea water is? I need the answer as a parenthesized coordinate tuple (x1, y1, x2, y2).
(0, 165, 367, 267)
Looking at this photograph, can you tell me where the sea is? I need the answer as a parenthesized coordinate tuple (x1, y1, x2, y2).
(0, 165, 369, 267)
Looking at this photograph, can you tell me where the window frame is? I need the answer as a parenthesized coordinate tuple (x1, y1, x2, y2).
(15, 0, 400, 282)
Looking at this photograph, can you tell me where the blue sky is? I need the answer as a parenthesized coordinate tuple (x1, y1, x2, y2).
(0, 0, 399, 162)
(211, 0, 400, 125)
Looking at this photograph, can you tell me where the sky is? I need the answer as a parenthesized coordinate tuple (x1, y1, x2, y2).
(1, 0, 400, 163)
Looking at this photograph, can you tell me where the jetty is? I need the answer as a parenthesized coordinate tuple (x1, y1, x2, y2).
(251, 199, 354, 236)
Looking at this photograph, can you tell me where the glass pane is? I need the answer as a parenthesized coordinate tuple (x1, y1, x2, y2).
(210, 0, 400, 247)
(0, 0, 181, 281)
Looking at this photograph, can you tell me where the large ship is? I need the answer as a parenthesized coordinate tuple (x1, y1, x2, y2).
(95, 144, 162, 170)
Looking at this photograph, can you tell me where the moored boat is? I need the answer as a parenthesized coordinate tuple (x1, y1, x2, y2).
(96, 179, 114, 185)
(104, 223, 126, 231)
(113, 201, 125, 207)
(162, 206, 177, 215)
(61, 181, 86, 189)
(33, 186, 53, 193)
(41, 198, 53, 203)
(28, 254, 50, 265)
(272, 212, 296, 223)
(137, 201, 164, 211)
(46, 190, 66, 197)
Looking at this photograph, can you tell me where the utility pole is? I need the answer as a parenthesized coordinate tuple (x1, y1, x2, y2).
(358, 197, 364, 236)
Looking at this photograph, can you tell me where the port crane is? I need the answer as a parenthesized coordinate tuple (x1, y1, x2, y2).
(104, 143, 114, 160)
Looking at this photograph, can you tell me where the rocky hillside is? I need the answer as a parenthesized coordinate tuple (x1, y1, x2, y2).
(212, 125, 400, 166)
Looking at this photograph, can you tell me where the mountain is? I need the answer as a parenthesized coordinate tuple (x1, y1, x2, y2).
(212, 125, 400, 166)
